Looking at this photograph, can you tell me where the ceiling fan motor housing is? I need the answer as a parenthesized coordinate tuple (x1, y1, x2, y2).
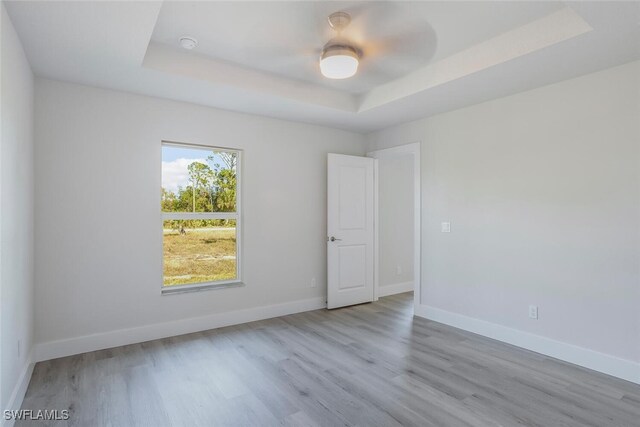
(321, 43, 360, 60)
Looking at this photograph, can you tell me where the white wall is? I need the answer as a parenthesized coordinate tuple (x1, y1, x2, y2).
(367, 61, 640, 376)
(34, 79, 366, 357)
(1, 2, 35, 417)
(377, 153, 414, 292)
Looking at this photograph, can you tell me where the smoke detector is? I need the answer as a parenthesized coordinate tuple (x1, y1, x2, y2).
(179, 36, 198, 50)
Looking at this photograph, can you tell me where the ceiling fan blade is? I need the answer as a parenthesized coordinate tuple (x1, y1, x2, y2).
(231, 44, 321, 72)
(363, 24, 437, 62)
(318, 3, 437, 66)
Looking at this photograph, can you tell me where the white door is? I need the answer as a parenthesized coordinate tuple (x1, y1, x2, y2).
(327, 153, 375, 309)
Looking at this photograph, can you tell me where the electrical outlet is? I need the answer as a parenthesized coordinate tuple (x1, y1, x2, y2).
(396, 265, 402, 276)
(310, 277, 317, 288)
(529, 305, 538, 320)
(441, 222, 451, 233)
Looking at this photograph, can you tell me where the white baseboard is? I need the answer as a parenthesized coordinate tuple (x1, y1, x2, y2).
(378, 281, 414, 297)
(414, 304, 640, 385)
(35, 296, 326, 362)
(2, 351, 35, 427)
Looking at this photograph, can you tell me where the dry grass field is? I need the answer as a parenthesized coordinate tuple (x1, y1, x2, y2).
(163, 226, 237, 286)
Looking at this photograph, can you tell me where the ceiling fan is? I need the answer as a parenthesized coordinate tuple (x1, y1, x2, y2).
(320, 12, 361, 79)
(220, 3, 436, 85)
(315, 6, 435, 81)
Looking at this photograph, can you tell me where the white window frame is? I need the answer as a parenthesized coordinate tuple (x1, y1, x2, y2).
(161, 141, 243, 295)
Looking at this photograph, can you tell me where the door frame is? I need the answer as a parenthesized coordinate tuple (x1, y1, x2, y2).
(367, 142, 421, 310)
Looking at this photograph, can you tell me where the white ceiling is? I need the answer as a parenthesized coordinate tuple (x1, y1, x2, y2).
(151, 1, 562, 94)
(4, 1, 640, 133)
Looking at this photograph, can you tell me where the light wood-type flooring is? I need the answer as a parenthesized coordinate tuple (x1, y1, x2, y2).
(19, 292, 640, 426)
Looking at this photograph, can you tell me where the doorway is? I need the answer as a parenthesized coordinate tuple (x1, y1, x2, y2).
(368, 143, 421, 311)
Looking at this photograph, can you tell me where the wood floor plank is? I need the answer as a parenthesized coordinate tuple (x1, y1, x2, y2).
(18, 293, 640, 426)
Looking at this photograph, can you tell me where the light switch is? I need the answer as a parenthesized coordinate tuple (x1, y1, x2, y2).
(441, 222, 451, 233)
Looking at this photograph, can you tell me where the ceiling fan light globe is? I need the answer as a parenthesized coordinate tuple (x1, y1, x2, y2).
(320, 47, 359, 79)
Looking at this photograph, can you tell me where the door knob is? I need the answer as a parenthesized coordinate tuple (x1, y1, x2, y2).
(328, 236, 342, 242)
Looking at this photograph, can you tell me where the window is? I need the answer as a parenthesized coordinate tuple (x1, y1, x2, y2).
(161, 142, 241, 292)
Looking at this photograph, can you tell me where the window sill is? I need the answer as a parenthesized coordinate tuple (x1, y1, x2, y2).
(161, 281, 245, 296)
